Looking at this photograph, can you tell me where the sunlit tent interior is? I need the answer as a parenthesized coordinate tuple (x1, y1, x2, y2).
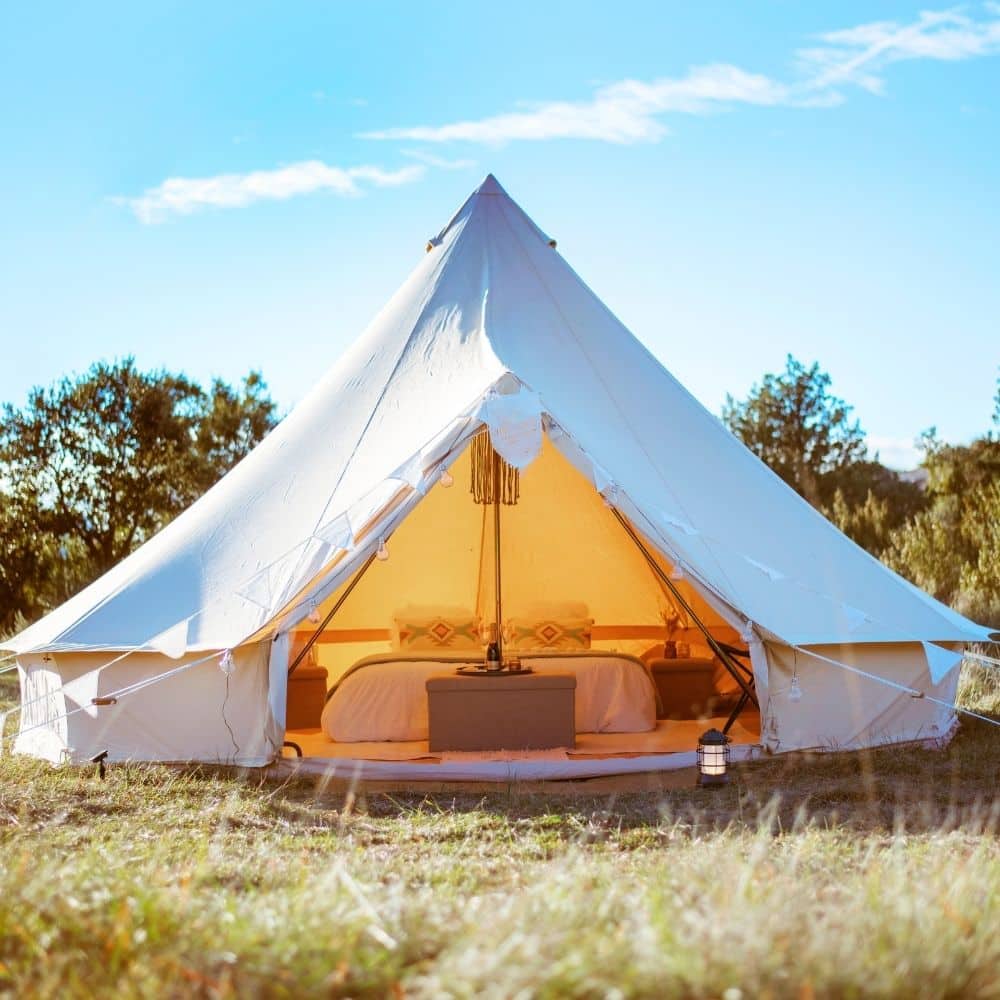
(5, 175, 993, 780)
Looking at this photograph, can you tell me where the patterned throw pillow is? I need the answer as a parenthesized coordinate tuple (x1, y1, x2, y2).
(508, 617, 592, 651)
(395, 615, 482, 651)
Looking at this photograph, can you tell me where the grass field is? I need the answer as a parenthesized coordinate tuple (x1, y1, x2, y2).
(0, 663, 998, 999)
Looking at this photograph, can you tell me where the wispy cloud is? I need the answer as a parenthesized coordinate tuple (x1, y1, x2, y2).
(799, 7, 1000, 95)
(363, 65, 793, 145)
(362, 5, 1000, 145)
(117, 6, 1000, 222)
(118, 161, 424, 224)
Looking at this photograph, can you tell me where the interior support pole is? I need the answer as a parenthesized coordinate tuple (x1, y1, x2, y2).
(722, 689, 753, 734)
(610, 509, 758, 720)
(287, 550, 379, 676)
(493, 449, 504, 661)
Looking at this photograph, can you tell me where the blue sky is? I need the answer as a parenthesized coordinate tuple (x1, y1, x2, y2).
(2, 2, 998, 468)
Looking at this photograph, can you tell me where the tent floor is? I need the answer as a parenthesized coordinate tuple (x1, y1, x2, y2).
(278, 713, 761, 783)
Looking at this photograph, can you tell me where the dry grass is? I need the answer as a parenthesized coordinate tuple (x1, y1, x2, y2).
(0, 663, 997, 998)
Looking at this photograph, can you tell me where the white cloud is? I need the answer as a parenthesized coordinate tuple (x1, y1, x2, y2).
(118, 161, 424, 224)
(362, 5, 1000, 146)
(117, 6, 1000, 222)
(797, 7, 1000, 94)
(362, 64, 791, 145)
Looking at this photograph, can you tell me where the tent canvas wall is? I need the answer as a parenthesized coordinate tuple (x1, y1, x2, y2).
(5, 175, 990, 768)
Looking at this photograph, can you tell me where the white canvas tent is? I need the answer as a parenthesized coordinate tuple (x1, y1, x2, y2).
(5, 175, 992, 770)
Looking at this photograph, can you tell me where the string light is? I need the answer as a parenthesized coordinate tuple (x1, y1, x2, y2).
(439, 467, 454, 488)
(789, 674, 803, 703)
(376, 536, 389, 562)
(219, 649, 235, 675)
(307, 602, 321, 625)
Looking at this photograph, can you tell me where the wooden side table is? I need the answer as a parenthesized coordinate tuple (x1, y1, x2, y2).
(649, 657, 720, 718)
(426, 672, 576, 751)
(286, 664, 329, 728)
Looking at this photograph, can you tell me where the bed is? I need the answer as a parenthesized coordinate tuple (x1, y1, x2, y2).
(320, 651, 658, 743)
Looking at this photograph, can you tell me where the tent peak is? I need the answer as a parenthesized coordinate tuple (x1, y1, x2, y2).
(428, 173, 536, 250)
(476, 173, 507, 196)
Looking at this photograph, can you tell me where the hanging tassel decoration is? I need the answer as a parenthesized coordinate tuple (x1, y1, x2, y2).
(471, 429, 520, 506)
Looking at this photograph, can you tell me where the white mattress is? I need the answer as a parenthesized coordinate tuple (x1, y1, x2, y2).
(320, 653, 657, 742)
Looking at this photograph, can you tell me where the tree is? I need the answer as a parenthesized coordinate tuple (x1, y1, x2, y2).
(0, 494, 56, 634)
(885, 432, 1000, 626)
(723, 358, 999, 622)
(0, 360, 278, 634)
(722, 355, 867, 506)
(820, 458, 928, 557)
(723, 355, 930, 557)
(957, 479, 1000, 624)
(192, 372, 279, 494)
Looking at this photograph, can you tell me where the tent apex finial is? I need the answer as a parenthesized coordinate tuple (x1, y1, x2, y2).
(477, 173, 506, 196)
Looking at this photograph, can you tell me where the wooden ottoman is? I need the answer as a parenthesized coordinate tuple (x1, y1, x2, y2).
(286, 665, 328, 729)
(426, 673, 576, 751)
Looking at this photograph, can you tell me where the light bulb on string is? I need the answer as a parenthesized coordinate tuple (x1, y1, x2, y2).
(439, 467, 454, 488)
(376, 536, 389, 562)
(789, 674, 803, 703)
(307, 602, 321, 625)
(219, 649, 235, 675)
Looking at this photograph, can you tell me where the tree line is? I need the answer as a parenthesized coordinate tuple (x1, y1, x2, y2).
(1, 356, 998, 637)
(723, 356, 1000, 626)
(0, 360, 278, 634)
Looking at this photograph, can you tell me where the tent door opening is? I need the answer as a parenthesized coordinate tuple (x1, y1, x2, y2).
(277, 429, 759, 767)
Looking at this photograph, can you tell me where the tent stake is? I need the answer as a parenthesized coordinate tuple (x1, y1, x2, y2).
(287, 550, 379, 676)
(610, 509, 758, 723)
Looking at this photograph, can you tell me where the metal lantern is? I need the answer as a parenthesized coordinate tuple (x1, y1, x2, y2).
(697, 727, 730, 787)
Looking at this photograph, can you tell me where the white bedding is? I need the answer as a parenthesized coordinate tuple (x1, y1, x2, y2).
(321, 660, 454, 743)
(320, 653, 656, 742)
(527, 656, 655, 733)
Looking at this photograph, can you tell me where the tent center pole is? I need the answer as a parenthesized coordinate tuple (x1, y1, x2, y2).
(493, 450, 504, 661)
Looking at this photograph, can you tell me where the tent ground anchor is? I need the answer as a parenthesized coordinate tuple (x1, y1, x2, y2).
(89, 749, 109, 780)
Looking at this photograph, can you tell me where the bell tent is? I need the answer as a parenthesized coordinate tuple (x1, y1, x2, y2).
(5, 175, 991, 776)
